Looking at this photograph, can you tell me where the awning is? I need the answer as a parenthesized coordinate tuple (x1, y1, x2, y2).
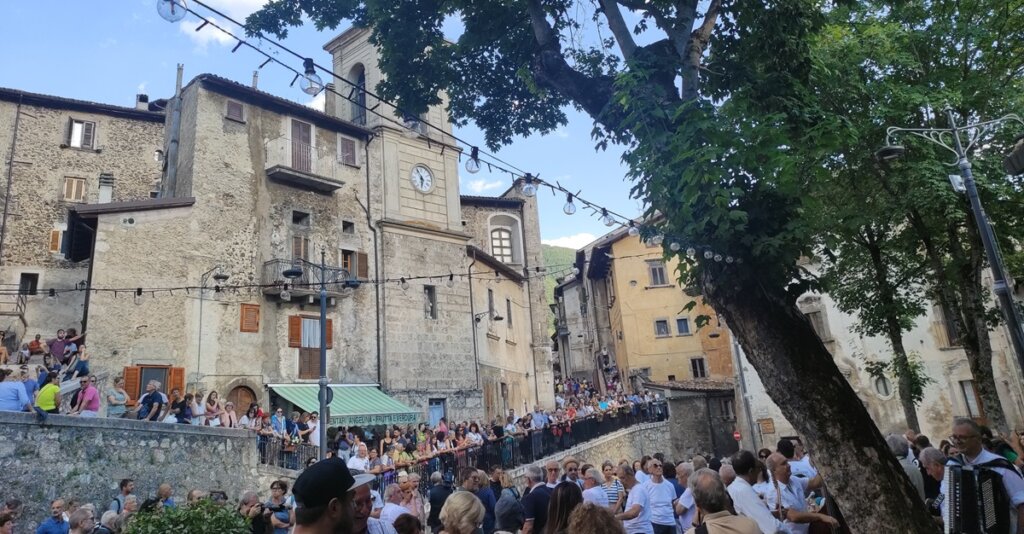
(269, 384, 420, 427)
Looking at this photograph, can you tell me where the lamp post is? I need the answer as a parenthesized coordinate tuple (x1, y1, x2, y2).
(283, 248, 331, 460)
(878, 108, 1024, 374)
(195, 265, 230, 392)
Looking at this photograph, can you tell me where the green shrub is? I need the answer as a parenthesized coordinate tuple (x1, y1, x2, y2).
(124, 499, 250, 534)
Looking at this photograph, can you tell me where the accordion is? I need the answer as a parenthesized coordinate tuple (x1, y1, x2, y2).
(943, 460, 1012, 534)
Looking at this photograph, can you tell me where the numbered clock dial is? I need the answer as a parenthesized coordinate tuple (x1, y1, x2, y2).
(410, 165, 434, 192)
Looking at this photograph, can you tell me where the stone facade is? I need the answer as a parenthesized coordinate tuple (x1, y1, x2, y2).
(0, 89, 164, 346)
(0, 411, 283, 532)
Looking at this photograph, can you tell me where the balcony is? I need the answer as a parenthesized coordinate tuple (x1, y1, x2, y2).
(261, 259, 356, 301)
(264, 137, 345, 193)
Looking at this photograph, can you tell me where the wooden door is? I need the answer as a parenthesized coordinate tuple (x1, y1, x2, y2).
(291, 120, 313, 172)
(228, 386, 257, 413)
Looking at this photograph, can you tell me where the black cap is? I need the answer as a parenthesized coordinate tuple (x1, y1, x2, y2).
(292, 458, 374, 508)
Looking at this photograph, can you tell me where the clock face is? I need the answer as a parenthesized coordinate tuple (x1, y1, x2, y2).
(410, 165, 434, 192)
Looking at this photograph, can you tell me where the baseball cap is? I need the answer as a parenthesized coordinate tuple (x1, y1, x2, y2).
(291, 458, 374, 508)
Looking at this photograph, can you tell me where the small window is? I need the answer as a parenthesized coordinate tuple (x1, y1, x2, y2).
(874, 376, 892, 396)
(647, 261, 668, 286)
(63, 177, 87, 202)
(48, 229, 66, 254)
(804, 310, 832, 341)
(67, 119, 96, 149)
(424, 285, 437, 319)
(667, 374, 676, 381)
(506, 298, 513, 328)
(676, 317, 691, 336)
(292, 210, 311, 226)
(721, 398, 735, 418)
(691, 357, 707, 378)
(491, 228, 514, 263)
(225, 100, 245, 122)
(19, 273, 39, 296)
(342, 220, 356, 234)
(654, 319, 670, 337)
(240, 303, 260, 333)
(149, 191, 159, 199)
(340, 249, 355, 272)
(960, 380, 984, 419)
(292, 236, 309, 262)
(338, 135, 358, 166)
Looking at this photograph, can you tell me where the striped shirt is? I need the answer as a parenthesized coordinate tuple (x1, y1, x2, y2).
(604, 479, 624, 509)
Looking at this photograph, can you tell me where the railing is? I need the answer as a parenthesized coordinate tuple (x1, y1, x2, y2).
(261, 259, 351, 292)
(256, 401, 669, 495)
(0, 293, 26, 317)
(264, 137, 342, 183)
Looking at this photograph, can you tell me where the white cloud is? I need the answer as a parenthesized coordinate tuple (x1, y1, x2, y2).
(180, 16, 236, 49)
(306, 91, 326, 112)
(203, 0, 269, 18)
(553, 127, 569, 139)
(466, 179, 504, 194)
(137, 82, 148, 93)
(543, 233, 597, 250)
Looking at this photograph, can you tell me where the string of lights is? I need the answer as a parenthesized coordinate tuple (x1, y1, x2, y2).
(154, 0, 741, 264)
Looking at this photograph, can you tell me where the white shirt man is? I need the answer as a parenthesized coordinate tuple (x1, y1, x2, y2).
(582, 467, 610, 508)
(643, 460, 677, 533)
(308, 413, 320, 448)
(348, 444, 371, 471)
(728, 451, 790, 534)
(615, 466, 653, 534)
(675, 463, 697, 532)
(942, 419, 1024, 534)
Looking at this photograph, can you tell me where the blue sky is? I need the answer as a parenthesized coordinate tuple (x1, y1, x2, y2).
(0, 0, 642, 249)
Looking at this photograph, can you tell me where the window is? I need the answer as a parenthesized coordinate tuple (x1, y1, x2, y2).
(340, 249, 355, 272)
(667, 374, 676, 381)
(338, 135, 358, 166)
(239, 303, 260, 333)
(491, 228, 514, 264)
(350, 65, 367, 125)
(691, 357, 708, 378)
(874, 376, 892, 396)
(654, 319, 671, 337)
(804, 310, 832, 341)
(960, 380, 984, 419)
(67, 119, 96, 149)
(122, 366, 185, 404)
(428, 398, 446, 428)
(98, 173, 114, 204)
(288, 315, 334, 379)
(292, 210, 311, 226)
(48, 229, 67, 254)
(647, 261, 668, 286)
(225, 100, 245, 122)
(676, 317, 691, 336)
(424, 285, 437, 319)
(506, 298, 513, 328)
(19, 273, 39, 296)
(937, 304, 961, 347)
(342, 220, 355, 234)
(63, 177, 87, 202)
(488, 289, 495, 316)
(149, 191, 159, 199)
(721, 398, 735, 419)
(292, 236, 309, 262)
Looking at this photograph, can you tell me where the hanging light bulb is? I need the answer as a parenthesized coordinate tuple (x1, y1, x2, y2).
(572, 267, 581, 276)
(714, 254, 723, 262)
(156, 0, 188, 22)
(703, 250, 714, 259)
(400, 277, 410, 290)
(446, 273, 455, 288)
(669, 242, 681, 252)
(280, 289, 292, 301)
(627, 222, 640, 237)
(726, 256, 734, 264)
(299, 58, 323, 96)
(686, 247, 697, 259)
(521, 173, 537, 197)
(402, 115, 422, 139)
(563, 194, 577, 215)
(651, 235, 664, 246)
(600, 209, 615, 227)
(465, 147, 481, 174)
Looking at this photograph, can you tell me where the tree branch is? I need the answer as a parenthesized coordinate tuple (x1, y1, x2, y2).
(682, 0, 721, 101)
(599, 0, 637, 61)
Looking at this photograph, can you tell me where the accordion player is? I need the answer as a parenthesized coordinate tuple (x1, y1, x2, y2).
(943, 461, 1012, 534)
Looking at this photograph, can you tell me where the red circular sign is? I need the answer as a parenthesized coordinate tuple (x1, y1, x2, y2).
(733, 430, 741, 441)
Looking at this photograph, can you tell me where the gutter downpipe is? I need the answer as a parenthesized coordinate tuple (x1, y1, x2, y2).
(0, 92, 23, 266)
(469, 251, 480, 388)
(363, 137, 382, 385)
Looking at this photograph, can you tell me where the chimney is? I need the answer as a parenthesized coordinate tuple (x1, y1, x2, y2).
(252, 71, 259, 89)
(135, 94, 149, 111)
(324, 83, 336, 116)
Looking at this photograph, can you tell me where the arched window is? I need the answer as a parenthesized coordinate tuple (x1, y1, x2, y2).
(491, 228, 514, 263)
(349, 64, 367, 125)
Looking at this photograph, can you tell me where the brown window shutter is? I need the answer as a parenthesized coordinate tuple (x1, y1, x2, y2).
(82, 121, 95, 149)
(240, 303, 260, 333)
(326, 318, 333, 349)
(357, 252, 369, 280)
(288, 315, 302, 347)
(123, 366, 142, 406)
(49, 230, 61, 252)
(168, 367, 185, 394)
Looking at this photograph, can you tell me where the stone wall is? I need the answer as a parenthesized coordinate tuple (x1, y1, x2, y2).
(0, 411, 288, 531)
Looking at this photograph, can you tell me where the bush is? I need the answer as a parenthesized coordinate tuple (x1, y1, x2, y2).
(123, 499, 250, 534)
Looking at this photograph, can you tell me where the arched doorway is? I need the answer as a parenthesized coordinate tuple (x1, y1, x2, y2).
(228, 385, 257, 415)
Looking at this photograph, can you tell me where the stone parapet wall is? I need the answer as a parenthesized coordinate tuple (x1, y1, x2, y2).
(0, 412, 273, 531)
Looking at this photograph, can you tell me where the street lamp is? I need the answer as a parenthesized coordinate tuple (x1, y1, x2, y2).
(879, 107, 1024, 373)
(195, 265, 230, 391)
(282, 249, 331, 460)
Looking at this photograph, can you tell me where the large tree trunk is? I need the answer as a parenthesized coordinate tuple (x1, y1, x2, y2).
(702, 271, 937, 533)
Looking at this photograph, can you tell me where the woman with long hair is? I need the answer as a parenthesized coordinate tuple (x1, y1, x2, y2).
(105, 376, 129, 418)
(205, 391, 223, 427)
(439, 491, 484, 534)
(240, 404, 260, 429)
(544, 482, 583, 534)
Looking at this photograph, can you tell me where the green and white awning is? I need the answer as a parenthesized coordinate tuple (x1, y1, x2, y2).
(269, 384, 420, 427)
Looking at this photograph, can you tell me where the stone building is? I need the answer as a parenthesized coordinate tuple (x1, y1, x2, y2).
(3, 28, 553, 426)
(0, 88, 164, 345)
(553, 225, 736, 392)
